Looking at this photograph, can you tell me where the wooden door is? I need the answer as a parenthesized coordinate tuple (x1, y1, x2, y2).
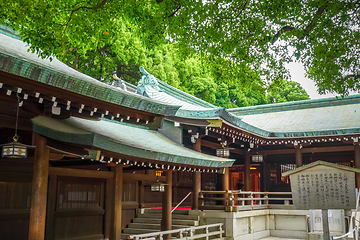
(122, 181, 139, 229)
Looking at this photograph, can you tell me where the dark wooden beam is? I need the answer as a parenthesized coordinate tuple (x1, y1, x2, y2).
(0, 114, 33, 131)
(201, 139, 245, 155)
(49, 167, 114, 179)
(258, 145, 354, 155)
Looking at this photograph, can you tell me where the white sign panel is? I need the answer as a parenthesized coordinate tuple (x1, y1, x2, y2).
(290, 168, 355, 210)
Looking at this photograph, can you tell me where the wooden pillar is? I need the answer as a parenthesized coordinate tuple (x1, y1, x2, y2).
(139, 180, 145, 208)
(222, 167, 229, 206)
(114, 165, 123, 240)
(354, 143, 360, 188)
(45, 175, 57, 240)
(222, 167, 229, 191)
(104, 178, 114, 240)
(173, 172, 178, 205)
(295, 146, 302, 167)
(192, 137, 201, 210)
(263, 163, 270, 192)
(192, 172, 201, 209)
(29, 134, 50, 240)
(276, 163, 281, 183)
(244, 151, 251, 191)
(161, 170, 173, 239)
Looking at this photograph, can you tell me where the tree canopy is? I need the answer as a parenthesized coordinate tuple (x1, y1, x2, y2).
(267, 79, 310, 103)
(2, 0, 359, 96)
(1, 0, 349, 97)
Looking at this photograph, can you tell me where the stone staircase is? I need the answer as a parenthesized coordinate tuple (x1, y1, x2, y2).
(121, 209, 199, 238)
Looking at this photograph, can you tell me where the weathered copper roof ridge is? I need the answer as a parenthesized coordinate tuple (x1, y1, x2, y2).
(156, 78, 217, 109)
(227, 95, 360, 116)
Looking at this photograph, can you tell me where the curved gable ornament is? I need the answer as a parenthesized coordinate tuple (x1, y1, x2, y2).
(136, 66, 161, 96)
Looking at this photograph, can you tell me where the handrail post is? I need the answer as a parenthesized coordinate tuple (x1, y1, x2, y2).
(229, 192, 234, 207)
(251, 192, 254, 208)
(205, 226, 209, 240)
(199, 191, 204, 207)
(265, 193, 269, 205)
(190, 228, 194, 239)
(219, 224, 223, 238)
(241, 191, 245, 206)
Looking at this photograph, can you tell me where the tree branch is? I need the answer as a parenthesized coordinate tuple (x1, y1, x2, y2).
(344, 74, 360, 80)
(271, 26, 296, 44)
(234, 0, 249, 19)
(64, 47, 79, 53)
(64, 0, 107, 31)
(271, 1, 328, 44)
(167, 6, 183, 18)
(302, 1, 328, 38)
(73, 52, 80, 70)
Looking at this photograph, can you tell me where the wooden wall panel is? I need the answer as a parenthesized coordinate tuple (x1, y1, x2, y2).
(49, 177, 106, 240)
(122, 209, 136, 229)
(0, 171, 32, 240)
(54, 215, 104, 239)
(0, 219, 30, 240)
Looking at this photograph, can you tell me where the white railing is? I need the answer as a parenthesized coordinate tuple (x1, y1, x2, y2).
(172, 191, 192, 213)
(198, 190, 293, 211)
(127, 223, 224, 240)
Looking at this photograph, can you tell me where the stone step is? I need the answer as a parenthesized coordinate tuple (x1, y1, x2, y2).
(128, 222, 193, 230)
(133, 218, 199, 226)
(139, 213, 199, 221)
(122, 228, 159, 235)
(144, 209, 191, 215)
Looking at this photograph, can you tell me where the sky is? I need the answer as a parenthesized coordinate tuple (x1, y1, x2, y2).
(286, 62, 339, 100)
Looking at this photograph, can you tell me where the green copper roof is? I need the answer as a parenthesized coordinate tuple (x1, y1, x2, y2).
(32, 116, 234, 168)
(0, 29, 180, 116)
(228, 95, 360, 115)
(227, 95, 360, 138)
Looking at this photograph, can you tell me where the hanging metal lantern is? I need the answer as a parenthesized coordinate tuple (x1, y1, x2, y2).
(151, 181, 166, 192)
(216, 147, 230, 158)
(1, 97, 35, 158)
(1, 135, 29, 158)
(151, 170, 168, 192)
(252, 154, 264, 162)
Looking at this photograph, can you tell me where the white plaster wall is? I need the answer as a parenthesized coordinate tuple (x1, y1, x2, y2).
(199, 209, 310, 240)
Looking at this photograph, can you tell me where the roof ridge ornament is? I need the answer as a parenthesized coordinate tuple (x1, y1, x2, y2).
(136, 66, 161, 96)
(111, 71, 127, 91)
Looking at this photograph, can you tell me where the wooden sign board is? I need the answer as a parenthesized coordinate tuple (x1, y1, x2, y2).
(289, 165, 355, 210)
(206, 120, 222, 128)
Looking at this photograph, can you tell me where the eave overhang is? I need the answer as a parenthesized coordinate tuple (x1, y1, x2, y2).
(31, 116, 234, 168)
